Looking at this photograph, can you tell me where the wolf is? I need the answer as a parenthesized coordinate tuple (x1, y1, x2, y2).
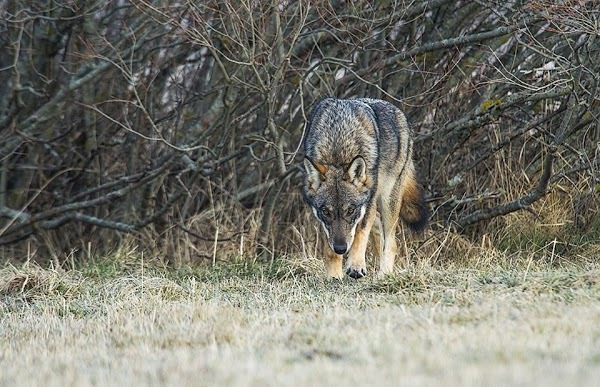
(302, 98, 428, 279)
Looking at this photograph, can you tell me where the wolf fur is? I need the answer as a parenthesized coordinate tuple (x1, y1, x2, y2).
(302, 98, 428, 279)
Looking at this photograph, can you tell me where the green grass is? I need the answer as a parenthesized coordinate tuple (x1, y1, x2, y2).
(1, 254, 599, 386)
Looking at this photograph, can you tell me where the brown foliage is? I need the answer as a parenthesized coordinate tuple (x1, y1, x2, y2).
(0, 0, 598, 262)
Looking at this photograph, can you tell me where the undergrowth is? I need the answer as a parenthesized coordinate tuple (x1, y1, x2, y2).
(1, 183, 597, 309)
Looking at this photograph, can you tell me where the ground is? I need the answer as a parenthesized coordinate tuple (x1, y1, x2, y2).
(1, 253, 599, 387)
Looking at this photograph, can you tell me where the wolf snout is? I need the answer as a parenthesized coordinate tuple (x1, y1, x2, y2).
(332, 242, 347, 255)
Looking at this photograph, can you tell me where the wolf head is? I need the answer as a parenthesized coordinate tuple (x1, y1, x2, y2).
(303, 156, 371, 255)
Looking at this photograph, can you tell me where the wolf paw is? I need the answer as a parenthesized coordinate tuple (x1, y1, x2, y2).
(346, 267, 367, 279)
(376, 269, 393, 279)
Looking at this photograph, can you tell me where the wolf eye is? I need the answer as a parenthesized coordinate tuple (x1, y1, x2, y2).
(321, 207, 332, 218)
(345, 206, 355, 217)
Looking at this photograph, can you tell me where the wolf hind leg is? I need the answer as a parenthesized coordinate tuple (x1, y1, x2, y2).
(378, 186, 403, 276)
(345, 206, 376, 279)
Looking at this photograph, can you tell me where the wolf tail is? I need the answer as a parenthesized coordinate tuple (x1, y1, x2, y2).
(399, 171, 429, 232)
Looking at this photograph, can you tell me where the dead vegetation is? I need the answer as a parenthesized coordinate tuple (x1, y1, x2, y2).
(1, 244, 599, 386)
(0, 1, 598, 261)
(1, 179, 598, 385)
(0, 2, 598, 383)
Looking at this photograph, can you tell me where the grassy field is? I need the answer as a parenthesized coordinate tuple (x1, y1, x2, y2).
(1, 245, 599, 387)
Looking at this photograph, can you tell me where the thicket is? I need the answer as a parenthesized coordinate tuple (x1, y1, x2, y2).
(1, 1, 598, 263)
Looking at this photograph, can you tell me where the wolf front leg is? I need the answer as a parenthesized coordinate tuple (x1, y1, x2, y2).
(325, 249, 344, 279)
(345, 207, 377, 279)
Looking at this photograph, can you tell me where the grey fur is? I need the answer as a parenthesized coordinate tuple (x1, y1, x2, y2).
(302, 98, 428, 279)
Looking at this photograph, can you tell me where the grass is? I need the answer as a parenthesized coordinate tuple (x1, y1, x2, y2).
(1, 249, 599, 387)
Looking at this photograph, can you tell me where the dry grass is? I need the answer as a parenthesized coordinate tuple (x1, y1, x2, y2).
(2, 99, 596, 386)
(1, 186, 598, 386)
(1, 242, 599, 387)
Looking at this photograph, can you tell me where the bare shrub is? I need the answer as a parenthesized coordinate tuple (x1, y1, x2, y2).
(0, 1, 598, 263)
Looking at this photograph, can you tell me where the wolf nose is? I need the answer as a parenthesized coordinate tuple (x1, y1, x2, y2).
(333, 243, 347, 255)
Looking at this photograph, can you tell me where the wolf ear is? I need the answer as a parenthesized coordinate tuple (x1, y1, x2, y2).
(304, 157, 327, 191)
(346, 156, 367, 186)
